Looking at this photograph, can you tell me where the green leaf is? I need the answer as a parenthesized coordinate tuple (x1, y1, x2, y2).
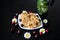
(37, 0, 48, 15)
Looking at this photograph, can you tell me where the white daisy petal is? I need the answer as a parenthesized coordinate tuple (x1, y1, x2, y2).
(43, 19, 48, 23)
(39, 28, 45, 34)
(24, 32, 31, 39)
(22, 10, 27, 13)
(12, 18, 17, 23)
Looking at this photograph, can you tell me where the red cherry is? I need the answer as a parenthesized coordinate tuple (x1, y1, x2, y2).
(46, 29, 48, 33)
(33, 31, 35, 34)
(35, 35, 37, 38)
(10, 28, 15, 33)
(12, 22, 14, 24)
(10, 28, 13, 31)
(40, 32, 43, 35)
(17, 30, 20, 34)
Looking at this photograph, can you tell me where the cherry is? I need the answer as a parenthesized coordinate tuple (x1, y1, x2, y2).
(40, 32, 43, 35)
(35, 35, 37, 38)
(45, 29, 48, 33)
(10, 28, 15, 33)
(12, 22, 14, 24)
(33, 31, 35, 34)
(17, 30, 20, 34)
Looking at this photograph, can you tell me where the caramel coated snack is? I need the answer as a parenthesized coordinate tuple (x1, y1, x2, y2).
(20, 11, 41, 28)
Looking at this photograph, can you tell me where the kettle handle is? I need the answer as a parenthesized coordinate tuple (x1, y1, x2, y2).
(49, 0, 55, 6)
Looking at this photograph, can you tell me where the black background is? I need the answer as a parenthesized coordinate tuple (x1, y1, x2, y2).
(1, 0, 60, 40)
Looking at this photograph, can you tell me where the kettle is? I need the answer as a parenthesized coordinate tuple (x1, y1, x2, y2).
(37, 0, 55, 15)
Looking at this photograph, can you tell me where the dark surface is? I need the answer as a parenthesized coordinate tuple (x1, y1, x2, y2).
(1, 0, 60, 40)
